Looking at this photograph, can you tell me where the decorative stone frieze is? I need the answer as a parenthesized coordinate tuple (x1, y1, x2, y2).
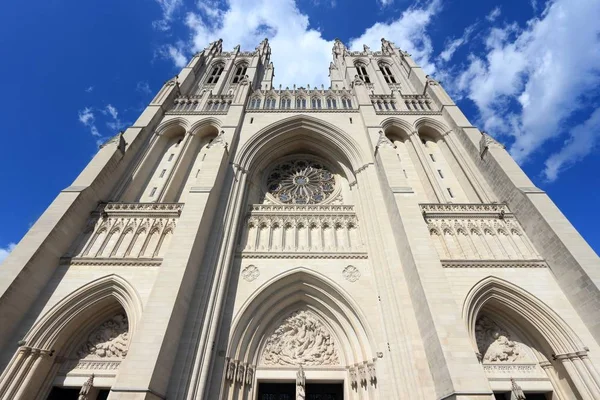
(421, 203, 541, 261)
(238, 204, 364, 254)
(261, 310, 340, 366)
(476, 315, 528, 363)
(67, 202, 182, 263)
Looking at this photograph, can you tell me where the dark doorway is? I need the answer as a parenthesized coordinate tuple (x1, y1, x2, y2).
(306, 383, 344, 400)
(494, 392, 550, 400)
(47, 387, 80, 400)
(97, 389, 111, 400)
(258, 382, 344, 400)
(258, 382, 295, 400)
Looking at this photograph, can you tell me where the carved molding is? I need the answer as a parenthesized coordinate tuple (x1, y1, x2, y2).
(441, 260, 547, 268)
(237, 252, 368, 259)
(261, 310, 340, 366)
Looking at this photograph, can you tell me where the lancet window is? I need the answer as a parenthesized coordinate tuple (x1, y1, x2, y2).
(296, 98, 307, 109)
(206, 63, 224, 84)
(281, 97, 291, 109)
(326, 98, 337, 109)
(232, 63, 247, 84)
(311, 98, 322, 109)
(341, 98, 352, 109)
(379, 63, 396, 84)
(355, 63, 371, 83)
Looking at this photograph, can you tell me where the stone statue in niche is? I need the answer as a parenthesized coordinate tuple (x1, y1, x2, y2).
(475, 315, 523, 363)
(261, 310, 340, 366)
(77, 314, 129, 359)
(78, 374, 94, 400)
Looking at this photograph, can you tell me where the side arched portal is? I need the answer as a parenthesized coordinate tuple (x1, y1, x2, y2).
(463, 277, 600, 399)
(0, 275, 143, 400)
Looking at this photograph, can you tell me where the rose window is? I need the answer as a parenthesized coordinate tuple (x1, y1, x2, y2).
(266, 159, 336, 204)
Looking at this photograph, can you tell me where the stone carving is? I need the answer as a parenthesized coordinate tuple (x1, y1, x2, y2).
(207, 130, 227, 149)
(479, 132, 505, 158)
(375, 130, 396, 150)
(261, 310, 340, 366)
(236, 363, 245, 383)
(343, 265, 361, 282)
(225, 358, 236, 381)
(511, 378, 526, 400)
(78, 374, 94, 400)
(77, 314, 129, 359)
(368, 363, 376, 384)
(245, 365, 254, 386)
(349, 367, 358, 388)
(242, 265, 260, 282)
(475, 315, 523, 363)
(296, 365, 306, 400)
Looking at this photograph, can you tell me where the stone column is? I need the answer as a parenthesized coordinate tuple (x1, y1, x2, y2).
(109, 137, 232, 400)
(556, 354, 593, 400)
(570, 353, 600, 398)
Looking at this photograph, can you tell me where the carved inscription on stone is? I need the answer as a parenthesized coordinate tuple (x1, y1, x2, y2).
(475, 315, 524, 363)
(261, 310, 340, 366)
(77, 314, 129, 359)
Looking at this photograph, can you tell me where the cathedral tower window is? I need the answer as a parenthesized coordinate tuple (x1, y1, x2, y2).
(355, 63, 371, 83)
(232, 63, 248, 83)
(206, 63, 224, 84)
(341, 98, 351, 109)
(296, 98, 307, 109)
(379, 63, 396, 84)
(281, 98, 291, 109)
(326, 98, 337, 109)
(311, 98, 322, 109)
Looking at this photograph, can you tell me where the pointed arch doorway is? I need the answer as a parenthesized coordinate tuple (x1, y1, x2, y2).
(221, 269, 378, 400)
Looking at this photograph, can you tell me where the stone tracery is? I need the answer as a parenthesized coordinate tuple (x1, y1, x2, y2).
(266, 159, 336, 205)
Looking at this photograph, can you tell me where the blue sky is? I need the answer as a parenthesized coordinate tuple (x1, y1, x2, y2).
(0, 0, 599, 261)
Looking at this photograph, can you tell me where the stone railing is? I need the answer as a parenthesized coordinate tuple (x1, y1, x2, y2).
(238, 204, 366, 258)
(65, 202, 183, 265)
(169, 94, 233, 114)
(421, 203, 542, 263)
(371, 93, 439, 114)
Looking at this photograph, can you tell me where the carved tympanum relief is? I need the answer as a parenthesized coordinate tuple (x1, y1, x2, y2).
(77, 314, 129, 360)
(261, 310, 340, 366)
(475, 315, 528, 363)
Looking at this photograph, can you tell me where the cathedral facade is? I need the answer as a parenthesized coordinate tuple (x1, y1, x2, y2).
(1, 38, 600, 400)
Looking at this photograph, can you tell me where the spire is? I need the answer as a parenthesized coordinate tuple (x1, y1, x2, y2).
(333, 38, 347, 58)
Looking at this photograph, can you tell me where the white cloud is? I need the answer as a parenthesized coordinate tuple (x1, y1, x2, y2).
(543, 107, 600, 181)
(349, 0, 442, 74)
(78, 107, 101, 137)
(0, 242, 16, 264)
(153, 0, 184, 31)
(137, 81, 152, 95)
(103, 104, 127, 131)
(85, 86, 94, 93)
(439, 23, 476, 63)
(486, 6, 501, 22)
(158, 0, 441, 87)
(378, 0, 394, 6)
(452, 0, 600, 178)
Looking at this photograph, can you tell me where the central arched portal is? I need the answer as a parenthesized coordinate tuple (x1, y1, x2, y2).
(222, 269, 378, 400)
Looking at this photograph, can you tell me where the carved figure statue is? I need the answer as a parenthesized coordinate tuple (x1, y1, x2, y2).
(261, 310, 339, 366)
(511, 378, 526, 400)
(245, 365, 254, 386)
(367, 363, 376, 383)
(236, 364, 245, 383)
(77, 314, 129, 359)
(296, 365, 306, 400)
(349, 367, 358, 387)
(226, 359, 236, 381)
(78, 374, 94, 400)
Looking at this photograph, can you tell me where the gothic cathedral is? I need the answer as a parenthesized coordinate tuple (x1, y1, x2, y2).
(1, 38, 600, 400)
